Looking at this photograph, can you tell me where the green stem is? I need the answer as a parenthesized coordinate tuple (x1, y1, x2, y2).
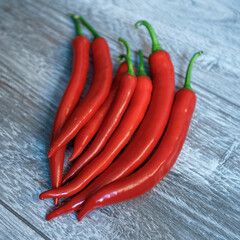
(118, 38, 135, 76)
(117, 54, 126, 62)
(78, 16, 100, 39)
(138, 50, 147, 76)
(70, 14, 82, 36)
(135, 20, 162, 52)
(184, 51, 203, 90)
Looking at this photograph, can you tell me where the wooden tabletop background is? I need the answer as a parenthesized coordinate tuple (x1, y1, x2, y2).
(1, 0, 240, 239)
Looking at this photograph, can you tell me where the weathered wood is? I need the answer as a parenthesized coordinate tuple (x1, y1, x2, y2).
(0, 203, 47, 240)
(0, 0, 239, 239)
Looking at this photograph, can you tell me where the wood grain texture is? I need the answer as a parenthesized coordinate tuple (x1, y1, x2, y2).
(0, 202, 47, 240)
(0, 0, 239, 239)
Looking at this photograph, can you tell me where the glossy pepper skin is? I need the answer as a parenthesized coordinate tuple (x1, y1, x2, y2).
(67, 62, 131, 163)
(45, 48, 153, 221)
(76, 52, 203, 221)
(49, 15, 90, 206)
(40, 38, 138, 200)
(44, 20, 175, 217)
(47, 17, 113, 158)
(62, 49, 151, 184)
(64, 59, 136, 173)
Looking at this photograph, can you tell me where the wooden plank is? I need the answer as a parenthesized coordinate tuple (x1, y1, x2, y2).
(0, 0, 239, 239)
(1, 0, 240, 106)
(21, 0, 240, 105)
(1, 60, 239, 239)
(0, 202, 48, 240)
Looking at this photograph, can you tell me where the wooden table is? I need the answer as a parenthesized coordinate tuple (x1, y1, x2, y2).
(1, 0, 239, 239)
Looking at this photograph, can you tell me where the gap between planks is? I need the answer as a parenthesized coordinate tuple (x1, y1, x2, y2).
(0, 199, 51, 240)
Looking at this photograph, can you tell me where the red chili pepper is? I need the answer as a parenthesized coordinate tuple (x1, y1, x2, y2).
(44, 20, 175, 218)
(63, 49, 152, 183)
(49, 15, 90, 206)
(67, 61, 133, 163)
(47, 17, 113, 158)
(76, 51, 203, 221)
(45, 48, 153, 221)
(40, 39, 152, 199)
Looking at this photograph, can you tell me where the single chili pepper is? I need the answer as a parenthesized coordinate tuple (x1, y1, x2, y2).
(49, 15, 90, 206)
(67, 60, 133, 163)
(44, 20, 175, 217)
(39, 39, 143, 200)
(77, 51, 203, 221)
(60, 38, 137, 185)
(47, 17, 113, 158)
(45, 48, 153, 220)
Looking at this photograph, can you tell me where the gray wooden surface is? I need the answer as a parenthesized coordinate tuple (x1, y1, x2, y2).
(0, 0, 240, 239)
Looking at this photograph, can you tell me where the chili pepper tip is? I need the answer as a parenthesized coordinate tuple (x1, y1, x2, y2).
(68, 156, 74, 162)
(46, 213, 54, 221)
(39, 193, 44, 200)
(77, 214, 83, 221)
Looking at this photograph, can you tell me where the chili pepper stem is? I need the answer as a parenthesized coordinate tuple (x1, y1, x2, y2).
(117, 54, 126, 62)
(138, 50, 147, 76)
(118, 38, 135, 76)
(184, 51, 203, 90)
(70, 14, 82, 36)
(135, 20, 163, 52)
(78, 16, 100, 39)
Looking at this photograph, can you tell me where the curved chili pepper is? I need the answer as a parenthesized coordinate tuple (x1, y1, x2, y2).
(45, 48, 153, 220)
(77, 51, 203, 221)
(60, 39, 136, 185)
(47, 17, 113, 158)
(44, 20, 175, 217)
(67, 61, 132, 163)
(49, 15, 90, 206)
(39, 40, 146, 201)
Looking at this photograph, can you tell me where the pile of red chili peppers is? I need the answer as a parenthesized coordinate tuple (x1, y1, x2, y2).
(39, 15, 203, 222)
